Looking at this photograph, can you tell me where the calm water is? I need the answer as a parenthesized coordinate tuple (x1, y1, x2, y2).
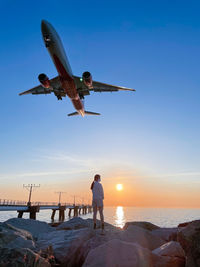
(1, 207, 200, 228)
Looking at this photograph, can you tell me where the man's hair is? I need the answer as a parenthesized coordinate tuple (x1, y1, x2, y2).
(91, 174, 101, 190)
(94, 174, 100, 181)
(90, 181, 94, 190)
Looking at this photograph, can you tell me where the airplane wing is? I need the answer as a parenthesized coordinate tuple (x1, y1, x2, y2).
(19, 84, 51, 95)
(19, 76, 64, 96)
(92, 80, 135, 92)
(73, 76, 135, 97)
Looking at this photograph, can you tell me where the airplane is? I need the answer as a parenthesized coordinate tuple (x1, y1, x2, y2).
(19, 20, 135, 117)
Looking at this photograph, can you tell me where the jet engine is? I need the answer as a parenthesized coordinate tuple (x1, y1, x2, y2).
(38, 73, 51, 88)
(82, 71, 93, 88)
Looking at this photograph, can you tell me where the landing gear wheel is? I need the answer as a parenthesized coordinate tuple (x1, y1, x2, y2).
(79, 94, 84, 100)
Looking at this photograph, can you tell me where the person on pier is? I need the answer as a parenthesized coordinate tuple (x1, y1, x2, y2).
(91, 174, 104, 233)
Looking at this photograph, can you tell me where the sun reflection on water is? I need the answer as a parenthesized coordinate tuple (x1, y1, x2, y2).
(114, 206, 125, 228)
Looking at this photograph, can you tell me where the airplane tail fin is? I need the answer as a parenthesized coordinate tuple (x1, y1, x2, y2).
(68, 111, 100, 117)
(85, 111, 101, 116)
(68, 112, 79, 117)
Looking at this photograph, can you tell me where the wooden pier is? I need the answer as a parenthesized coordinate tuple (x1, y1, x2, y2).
(0, 199, 93, 221)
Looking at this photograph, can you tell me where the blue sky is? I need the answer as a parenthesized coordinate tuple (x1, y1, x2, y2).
(0, 0, 200, 205)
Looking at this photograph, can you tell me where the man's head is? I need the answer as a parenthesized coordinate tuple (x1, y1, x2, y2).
(94, 174, 101, 182)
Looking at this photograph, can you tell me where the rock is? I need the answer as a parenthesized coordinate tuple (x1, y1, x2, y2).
(36, 227, 95, 265)
(177, 220, 200, 267)
(79, 227, 123, 262)
(0, 247, 51, 267)
(178, 221, 193, 228)
(86, 218, 118, 230)
(152, 228, 178, 241)
(123, 221, 160, 231)
(80, 225, 164, 255)
(153, 241, 185, 258)
(4, 218, 55, 239)
(57, 216, 89, 230)
(55, 218, 117, 231)
(152, 241, 185, 267)
(5, 236, 35, 250)
(83, 239, 156, 267)
(0, 223, 35, 250)
(120, 225, 165, 250)
(153, 256, 185, 267)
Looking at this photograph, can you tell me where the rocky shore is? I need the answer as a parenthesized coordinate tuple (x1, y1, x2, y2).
(0, 217, 199, 266)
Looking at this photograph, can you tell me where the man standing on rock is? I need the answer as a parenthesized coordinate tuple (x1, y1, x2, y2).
(91, 174, 104, 233)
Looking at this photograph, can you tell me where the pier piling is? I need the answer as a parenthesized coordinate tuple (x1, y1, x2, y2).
(17, 205, 40, 220)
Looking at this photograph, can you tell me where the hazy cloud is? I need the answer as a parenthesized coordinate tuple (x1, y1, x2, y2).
(0, 169, 90, 180)
(156, 171, 200, 178)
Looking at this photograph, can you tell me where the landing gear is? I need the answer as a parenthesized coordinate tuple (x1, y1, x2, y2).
(79, 93, 84, 100)
(54, 90, 63, 100)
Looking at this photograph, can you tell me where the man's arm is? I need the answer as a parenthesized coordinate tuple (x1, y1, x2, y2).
(100, 184, 104, 200)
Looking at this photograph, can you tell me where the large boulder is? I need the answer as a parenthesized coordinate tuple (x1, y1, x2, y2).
(0, 223, 35, 250)
(152, 228, 178, 242)
(4, 218, 55, 239)
(154, 256, 185, 267)
(153, 241, 185, 267)
(153, 241, 185, 257)
(4, 235, 35, 250)
(83, 238, 181, 267)
(83, 239, 156, 267)
(78, 227, 123, 262)
(0, 248, 51, 267)
(57, 217, 89, 230)
(80, 225, 164, 256)
(177, 220, 200, 267)
(79, 224, 164, 253)
(123, 221, 160, 231)
(119, 225, 165, 250)
(36, 227, 95, 266)
(178, 221, 193, 228)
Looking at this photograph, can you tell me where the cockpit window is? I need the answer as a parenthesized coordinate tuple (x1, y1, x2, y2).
(44, 35, 51, 42)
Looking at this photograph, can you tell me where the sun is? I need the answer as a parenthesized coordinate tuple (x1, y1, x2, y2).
(116, 184, 123, 191)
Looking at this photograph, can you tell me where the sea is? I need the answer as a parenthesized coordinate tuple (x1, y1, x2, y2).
(1, 207, 200, 228)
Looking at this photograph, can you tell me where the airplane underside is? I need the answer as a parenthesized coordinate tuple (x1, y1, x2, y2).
(19, 20, 135, 117)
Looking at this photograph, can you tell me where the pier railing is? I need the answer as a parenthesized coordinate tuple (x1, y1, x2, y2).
(0, 199, 87, 207)
(0, 199, 27, 205)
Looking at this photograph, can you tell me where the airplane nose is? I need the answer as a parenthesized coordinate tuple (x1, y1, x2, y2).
(41, 19, 49, 25)
(41, 20, 49, 35)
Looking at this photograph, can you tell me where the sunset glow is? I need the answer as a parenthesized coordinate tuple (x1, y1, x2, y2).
(116, 184, 123, 191)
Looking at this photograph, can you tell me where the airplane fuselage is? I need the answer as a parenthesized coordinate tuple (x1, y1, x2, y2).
(41, 20, 85, 116)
